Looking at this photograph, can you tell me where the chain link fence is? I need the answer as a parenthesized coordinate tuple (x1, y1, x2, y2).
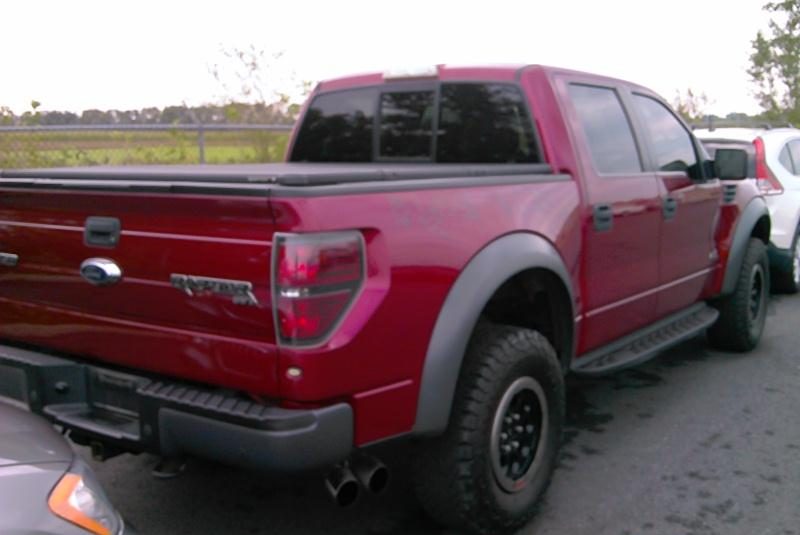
(0, 124, 295, 169)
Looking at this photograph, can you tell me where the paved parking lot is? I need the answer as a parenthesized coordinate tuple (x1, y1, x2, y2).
(85, 295, 800, 534)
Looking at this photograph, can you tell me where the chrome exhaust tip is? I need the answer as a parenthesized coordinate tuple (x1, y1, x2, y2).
(324, 464, 360, 507)
(351, 453, 390, 495)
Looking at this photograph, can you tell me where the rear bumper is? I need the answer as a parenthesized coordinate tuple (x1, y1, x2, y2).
(0, 343, 353, 473)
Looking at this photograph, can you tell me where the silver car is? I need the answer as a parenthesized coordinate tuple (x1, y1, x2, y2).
(0, 402, 132, 535)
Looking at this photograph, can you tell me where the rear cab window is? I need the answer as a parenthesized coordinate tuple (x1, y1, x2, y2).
(290, 82, 541, 163)
(379, 91, 435, 159)
(289, 87, 376, 162)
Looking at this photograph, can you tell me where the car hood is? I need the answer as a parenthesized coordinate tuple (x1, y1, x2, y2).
(0, 403, 74, 467)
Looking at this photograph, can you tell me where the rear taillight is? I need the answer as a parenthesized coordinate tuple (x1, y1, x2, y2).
(273, 231, 365, 346)
(754, 137, 784, 195)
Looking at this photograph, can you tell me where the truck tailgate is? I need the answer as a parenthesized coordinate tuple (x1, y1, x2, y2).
(0, 187, 279, 394)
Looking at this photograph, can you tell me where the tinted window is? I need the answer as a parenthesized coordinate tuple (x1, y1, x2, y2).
(787, 140, 800, 176)
(779, 144, 795, 174)
(437, 84, 538, 163)
(569, 85, 642, 174)
(633, 95, 697, 173)
(290, 88, 376, 162)
(291, 82, 542, 163)
(379, 91, 434, 159)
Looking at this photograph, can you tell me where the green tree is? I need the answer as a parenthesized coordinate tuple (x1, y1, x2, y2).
(672, 88, 712, 123)
(20, 100, 42, 126)
(0, 106, 13, 125)
(209, 45, 311, 124)
(749, 0, 800, 123)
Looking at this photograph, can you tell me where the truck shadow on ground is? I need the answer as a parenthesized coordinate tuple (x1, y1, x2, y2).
(89, 335, 726, 535)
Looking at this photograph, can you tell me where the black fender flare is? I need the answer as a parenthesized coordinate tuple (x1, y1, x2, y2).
(721, 197, 770, 295)
(412, 232, 575, 435)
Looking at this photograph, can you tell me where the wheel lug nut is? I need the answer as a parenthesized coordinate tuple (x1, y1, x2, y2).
(500, 432, 508, 441)
(501, 445, 512, 454)
(515, 425, 523, 433)
(526, 425, 535, 433)
(513, 413, 521, 421)
(511, 441, 520, 450)
(523, 405, 531, 412)
(504, 416, 512, 424)
(522, 446, 531, 456)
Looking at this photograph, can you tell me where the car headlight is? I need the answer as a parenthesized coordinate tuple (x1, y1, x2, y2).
(48, 466, 123, 535)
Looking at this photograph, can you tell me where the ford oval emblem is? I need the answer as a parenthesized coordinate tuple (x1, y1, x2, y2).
(80, 258, 122, 286)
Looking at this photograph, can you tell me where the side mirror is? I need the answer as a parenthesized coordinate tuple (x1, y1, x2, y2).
(714, 148, 749, 180)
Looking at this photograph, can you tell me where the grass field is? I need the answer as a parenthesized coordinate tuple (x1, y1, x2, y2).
(0, 129, 291, 168)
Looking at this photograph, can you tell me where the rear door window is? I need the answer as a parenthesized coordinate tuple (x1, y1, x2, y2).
(568, 84, 642, 174)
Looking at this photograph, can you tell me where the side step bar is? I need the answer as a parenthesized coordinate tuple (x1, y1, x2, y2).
(571, 303, 718, 376)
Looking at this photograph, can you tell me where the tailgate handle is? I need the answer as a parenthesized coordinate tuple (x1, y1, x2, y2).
(85, 217, 121, 248)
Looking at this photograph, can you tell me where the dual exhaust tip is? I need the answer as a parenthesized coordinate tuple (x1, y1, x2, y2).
(325, 453, 389, 507)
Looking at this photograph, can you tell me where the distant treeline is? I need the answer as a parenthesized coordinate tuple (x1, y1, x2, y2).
(0, 101, 779, 129)
(1, 101, 299, 126)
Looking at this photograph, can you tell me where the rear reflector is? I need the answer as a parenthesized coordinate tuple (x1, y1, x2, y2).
(273, 231, 364, 346)
(754, 137, 784, 195)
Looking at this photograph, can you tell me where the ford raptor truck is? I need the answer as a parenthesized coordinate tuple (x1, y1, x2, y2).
(0, 65, 770, 534)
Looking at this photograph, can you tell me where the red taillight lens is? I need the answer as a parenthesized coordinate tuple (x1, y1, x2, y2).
(273, 231, 364, 345)
(754, 137, 784, 195)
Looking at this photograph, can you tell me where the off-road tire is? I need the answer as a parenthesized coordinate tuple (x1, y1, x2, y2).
(708, 238, 769, 351)
(413, 324, 564, 535)
(772, 229, 800, 294)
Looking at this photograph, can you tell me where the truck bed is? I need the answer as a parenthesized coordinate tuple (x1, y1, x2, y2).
(0, 162, 555, 190)
(0, 161, 570, 399)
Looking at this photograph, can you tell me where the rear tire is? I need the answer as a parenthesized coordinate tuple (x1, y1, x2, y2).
(772, 229, 800, 294)
(413, 325, 564, 535)
(708, 238, 769, 351)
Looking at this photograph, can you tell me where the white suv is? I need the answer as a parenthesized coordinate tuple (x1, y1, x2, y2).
(696, 127, 800, 293)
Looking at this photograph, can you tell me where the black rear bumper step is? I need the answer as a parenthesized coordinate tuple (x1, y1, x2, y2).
(138, 381, 317, 431)
(571, 303, 719, 375)
(0, 343, 352, 472)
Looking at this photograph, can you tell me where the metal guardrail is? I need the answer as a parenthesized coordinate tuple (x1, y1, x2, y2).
(0, 123, 295, 168)
(0, 124, 294, 132)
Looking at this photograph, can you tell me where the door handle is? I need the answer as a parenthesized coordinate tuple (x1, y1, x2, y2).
(662, 198, 677, 220)
(593, 204, 613, 232)
(84, 217, 121, 248)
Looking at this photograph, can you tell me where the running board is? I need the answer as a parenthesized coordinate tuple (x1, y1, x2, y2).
(571, 303, 718, 376)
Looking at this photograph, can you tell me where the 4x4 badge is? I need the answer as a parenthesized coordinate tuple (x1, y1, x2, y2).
(170, 274, 259, 307)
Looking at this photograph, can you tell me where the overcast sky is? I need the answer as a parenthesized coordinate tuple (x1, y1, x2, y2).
(0, 0, 774, 116)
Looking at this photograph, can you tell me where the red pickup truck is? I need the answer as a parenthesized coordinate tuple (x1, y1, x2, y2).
(0, 65, 770, 534)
